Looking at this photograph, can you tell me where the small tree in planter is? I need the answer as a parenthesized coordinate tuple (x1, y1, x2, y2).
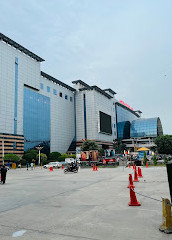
(153, 154, 157, 166)
(143, 152, 147, 166)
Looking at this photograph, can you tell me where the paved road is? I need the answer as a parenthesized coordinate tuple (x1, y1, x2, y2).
(0, 166, 171, 240)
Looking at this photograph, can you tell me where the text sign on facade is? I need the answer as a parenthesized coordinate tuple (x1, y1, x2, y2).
(119, 100, 134, 111)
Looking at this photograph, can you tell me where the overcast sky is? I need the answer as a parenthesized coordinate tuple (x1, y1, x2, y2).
(0, 0, 171, 134)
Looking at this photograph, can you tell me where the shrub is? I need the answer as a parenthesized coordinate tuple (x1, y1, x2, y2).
(42, 159, 49, 165)
(58, 153, 68, 162)
(3, 154, 20, 163)
(20, 159, 26, 166)
(49, 152, 61, 160)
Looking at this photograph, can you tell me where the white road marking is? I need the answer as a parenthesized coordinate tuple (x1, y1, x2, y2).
(12, 230, 27, 237)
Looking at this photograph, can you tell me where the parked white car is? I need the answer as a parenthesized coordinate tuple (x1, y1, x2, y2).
(65, 158, 75, 164)
(43, 162, 60, 169)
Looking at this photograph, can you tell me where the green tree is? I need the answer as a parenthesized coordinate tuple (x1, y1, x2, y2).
(36, 153, 47, 164)
(22, 149, 38, 163)
(98, 148, 105, 155)
(81, 140, 98, 151)
(143, 151, 147, 166)
(113, 139, 126, 154)
(58, 153, 68, 162)
(153, 154, 157, 166)
(49, 152, 61, 160)
(3, 154, 20, 163)
(69, 154, 76, 159)
(164, 155, 168, 164)
(155, 135, 172, 154)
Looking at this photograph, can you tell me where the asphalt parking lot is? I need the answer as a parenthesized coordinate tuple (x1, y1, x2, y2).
(0, 166, 171, 240)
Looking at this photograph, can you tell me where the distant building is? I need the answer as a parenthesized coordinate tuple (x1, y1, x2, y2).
(0, 33, 163, 163)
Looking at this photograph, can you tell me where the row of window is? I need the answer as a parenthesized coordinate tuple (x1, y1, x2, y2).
(40, 83, 73, 102)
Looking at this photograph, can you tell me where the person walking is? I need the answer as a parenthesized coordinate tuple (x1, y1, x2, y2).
(30, 162, 33, 170)
(1, 165, 7, 184)
(26, 161, 29, 171)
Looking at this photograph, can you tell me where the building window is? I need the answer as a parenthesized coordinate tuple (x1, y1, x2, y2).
(65, 95, 68, 100)
(53, 89, 57, 95)
(70, 96, 73, 102)
(59, 92, 62, 97)
(114, 124, 116, 128)
(47, 86, 50, 93)
(40, 83, 44, 90)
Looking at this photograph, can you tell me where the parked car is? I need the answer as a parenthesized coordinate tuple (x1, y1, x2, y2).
(157, 160, 164, 164)
(65, 158, 75, 164)
(43, 162, 61, 169)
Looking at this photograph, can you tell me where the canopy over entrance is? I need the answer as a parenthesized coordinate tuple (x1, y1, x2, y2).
(137, 147, 150, 152)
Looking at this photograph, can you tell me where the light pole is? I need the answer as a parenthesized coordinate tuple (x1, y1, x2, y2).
(35, 145, 43, 166)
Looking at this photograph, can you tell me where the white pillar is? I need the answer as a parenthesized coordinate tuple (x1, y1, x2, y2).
(38, 150, 40, 166)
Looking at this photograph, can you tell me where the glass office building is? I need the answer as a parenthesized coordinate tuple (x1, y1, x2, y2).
(115, 103, 139, 139)
(23, 87, 50, 150)
(0, 32, 164, 157)
(130, 117, 163, 138)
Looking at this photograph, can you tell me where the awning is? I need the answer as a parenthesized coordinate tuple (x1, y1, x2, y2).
(137, 147, 150, 152)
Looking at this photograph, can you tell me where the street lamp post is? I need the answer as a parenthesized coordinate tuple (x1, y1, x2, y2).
(2, 138, 4, 165)
(35, 145, 43, 166)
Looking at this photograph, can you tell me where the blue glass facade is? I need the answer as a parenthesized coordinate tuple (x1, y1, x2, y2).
(116, 104, 139, 139)
(130, 117, 163, 138)
(23, 87, 50, 150)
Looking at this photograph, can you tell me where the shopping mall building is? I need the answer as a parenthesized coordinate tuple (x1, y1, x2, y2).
(0, 33, 163, 162)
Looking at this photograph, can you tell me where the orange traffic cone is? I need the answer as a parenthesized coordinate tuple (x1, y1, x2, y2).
(128, 186, 141, 206)
(138, 167, 143, 177)
(95, 165, 98, 171)
(133, 169, 139, 182)
(93, 165, 95, 171)
(129, 163, 131, 168)
(61, 164, 64, 170)
(146, 162, 148, 168)
(127, 174, 135, 188)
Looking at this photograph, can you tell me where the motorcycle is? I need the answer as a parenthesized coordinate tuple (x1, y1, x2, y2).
(64, 165, 78, 174)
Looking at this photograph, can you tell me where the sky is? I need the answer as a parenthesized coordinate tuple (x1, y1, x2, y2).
(0, 0, 172, 134)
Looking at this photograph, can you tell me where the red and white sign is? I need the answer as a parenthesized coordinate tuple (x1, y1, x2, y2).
(119, 100, 134, 111)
